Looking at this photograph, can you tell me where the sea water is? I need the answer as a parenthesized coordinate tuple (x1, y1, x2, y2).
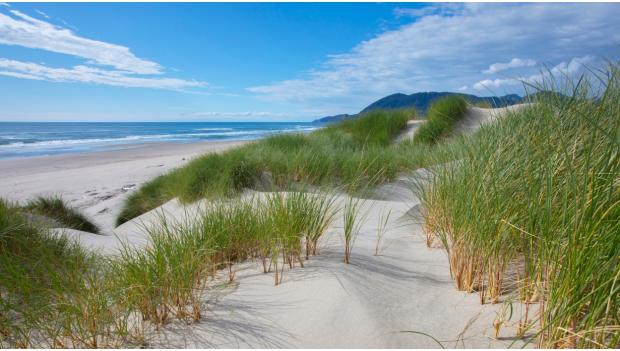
(0, 122, 319, 159)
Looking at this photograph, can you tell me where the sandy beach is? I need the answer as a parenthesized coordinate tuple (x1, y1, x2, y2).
(0, 140, 247, 232)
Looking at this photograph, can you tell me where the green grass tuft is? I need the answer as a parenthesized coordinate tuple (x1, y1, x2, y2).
(0, 199, 130, 348)
(413, 95, 467, 144)
(25, 196, 99, 233)
(111, 191, 339, 325)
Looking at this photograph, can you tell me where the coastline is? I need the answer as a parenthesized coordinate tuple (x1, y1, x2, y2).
(0, 140, 248, 232)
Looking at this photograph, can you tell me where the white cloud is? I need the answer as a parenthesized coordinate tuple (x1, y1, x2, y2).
(0, 9, 206, 90)
(35, 9, 49, 19)
(249, 3, 620, 113)
(473, 78, 517, 91)
(473, 56, 596, 91)
(0, 9, 161, 74)
(458, 85, 468, 91)
(393, 4, 463, 18)
(483, 58, 536, 74)
(0, 58, 205, 89)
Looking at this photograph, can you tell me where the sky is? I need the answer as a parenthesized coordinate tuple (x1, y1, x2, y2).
(0, 2, 619, 122)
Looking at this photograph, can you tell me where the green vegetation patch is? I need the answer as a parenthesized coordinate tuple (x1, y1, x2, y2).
(0, 200, 129, 348)
(25, 196, 99, 233)
(111, 191, 339, 326)
(418, 67, 620, 347)
(413, 95, 467, 144)
(117, 109, 415, 225)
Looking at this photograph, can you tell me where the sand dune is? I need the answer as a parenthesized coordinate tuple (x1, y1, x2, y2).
(54, 186, 527, 348)
(140, 193, 527, 348)
(454, 104, 529, 135)
(1, 106, 529, 348)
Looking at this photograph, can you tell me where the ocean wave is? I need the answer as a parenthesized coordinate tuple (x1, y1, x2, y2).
(194, 127, 235, 131)
(0, 126, 320, 150)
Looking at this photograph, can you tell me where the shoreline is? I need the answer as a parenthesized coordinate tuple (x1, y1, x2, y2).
(0, 140, 248, 232)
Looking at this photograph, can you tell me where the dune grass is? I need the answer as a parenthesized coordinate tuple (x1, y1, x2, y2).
(1, 190, 340, 347)
(0, 199, 131, 348)
(413, 96, 467, 144)
(4, 107, 463, 347)
(375, 208, 391, 256)
(111, 191, 339, 329)
(116, 109, 413, 225)
(342, 196, 365, 264)
(417, 66, 620, 347)
(24, 196, 99, 233)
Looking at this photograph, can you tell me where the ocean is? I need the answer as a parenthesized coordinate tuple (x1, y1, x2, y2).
(0, 122, 320, 159)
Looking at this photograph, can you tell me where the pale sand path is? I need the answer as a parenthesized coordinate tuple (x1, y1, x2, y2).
(395, 104, 529, 144)
(0, 140, 247, 233)
(454, 104, 530, 135)
(396, 120, 425, 143)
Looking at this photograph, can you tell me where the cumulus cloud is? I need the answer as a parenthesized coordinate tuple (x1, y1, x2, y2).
(473, 56, 596, 91)
(0, 9, 205, 89)
(249, 3, 620, 112)
(472, 78, 518, 91)
(483, 58, 537, 74)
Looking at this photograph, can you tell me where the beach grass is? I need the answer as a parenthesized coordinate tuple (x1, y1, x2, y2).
(375, 208, 391, 255)
(0, 199, 130, 348)
(342, 196, 365, 264)
(417, 65, 620, 347)
(413, 95, 467, 144)
(110, 191, 339, 329)
(1, 189, 340, 346)
(117, 109, 414, 225)
(24, 196, 99, 233)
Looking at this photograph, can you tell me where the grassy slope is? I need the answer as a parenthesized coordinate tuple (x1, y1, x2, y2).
(413, 96, 467, 144)
(0, 200, 126, 347)
(418, 69, 620, 347)
(117, 109, 416, 225)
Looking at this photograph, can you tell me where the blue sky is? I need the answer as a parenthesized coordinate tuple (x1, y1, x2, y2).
(0, 2, 619, 122)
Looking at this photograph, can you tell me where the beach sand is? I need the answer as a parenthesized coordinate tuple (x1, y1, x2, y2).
(0, 140, 247, 233)
(113, 187, 528, 348)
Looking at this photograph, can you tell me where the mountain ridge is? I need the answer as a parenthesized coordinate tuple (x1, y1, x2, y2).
(313, 91, 523, 123)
